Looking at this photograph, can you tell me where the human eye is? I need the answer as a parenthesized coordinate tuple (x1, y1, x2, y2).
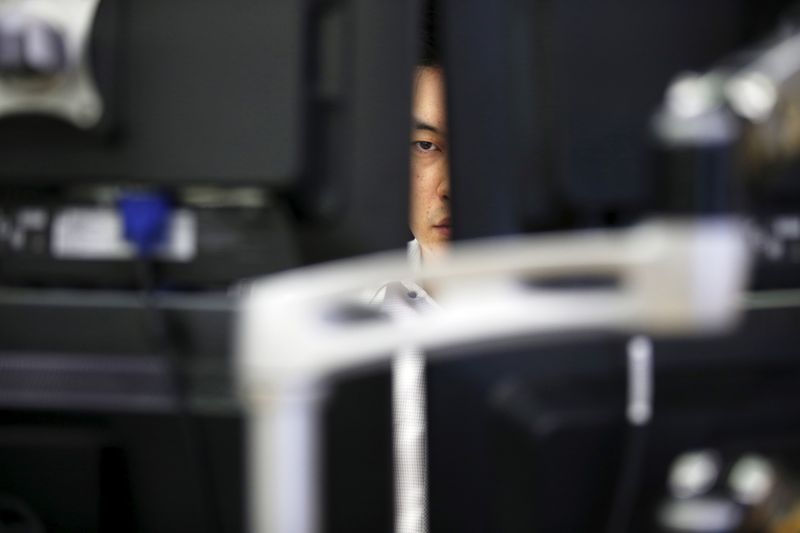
(412, 140, 440, 153)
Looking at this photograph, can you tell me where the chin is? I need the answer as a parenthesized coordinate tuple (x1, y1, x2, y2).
(420, 240, 450, 260)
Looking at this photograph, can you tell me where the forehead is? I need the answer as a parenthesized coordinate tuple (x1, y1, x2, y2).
(413, 67, 446, 131)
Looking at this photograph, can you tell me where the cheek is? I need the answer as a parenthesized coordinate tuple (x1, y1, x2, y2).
(410, 173, 433, 229)
(409, 174, 422, 217)
(410, 172, 425, 203)
(412, 170, 433, 194)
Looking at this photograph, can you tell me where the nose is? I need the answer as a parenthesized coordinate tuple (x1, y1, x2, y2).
(436, 174, 450, 201)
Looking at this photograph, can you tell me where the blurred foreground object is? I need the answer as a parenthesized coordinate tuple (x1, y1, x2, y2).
(657, 452, 800, 533)
(653, 16, 800, 214)
(237, 218, 751, 533)
(0, 0, 99, 128)
(653, 15, 800, 293)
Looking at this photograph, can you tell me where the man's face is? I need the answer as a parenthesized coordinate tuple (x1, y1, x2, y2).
(410, 66, 450, 260)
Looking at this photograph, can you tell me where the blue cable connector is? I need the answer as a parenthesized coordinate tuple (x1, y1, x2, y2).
(118, 192, 171, 257)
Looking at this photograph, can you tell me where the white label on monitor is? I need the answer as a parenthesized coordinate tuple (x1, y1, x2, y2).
(51, 207, 197, 261)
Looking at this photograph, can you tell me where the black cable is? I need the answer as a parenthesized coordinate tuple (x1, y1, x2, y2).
(604, 424, 649, 533)
(134, 259, 226, 533)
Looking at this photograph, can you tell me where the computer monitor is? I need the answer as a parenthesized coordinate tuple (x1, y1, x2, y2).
(0, 0, 419, 292)
(0, 1, 419, 531)
(440, 0, 800, 238)
(424, 303, 800, 532)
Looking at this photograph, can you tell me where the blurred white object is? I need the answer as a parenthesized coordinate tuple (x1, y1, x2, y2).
(725, 31, 800, 123)
(373, 280, 437, 533)
(728, 454, 776, 505)
(656, 25, 800, 164)
(0, 0, 104, 128)
(237, 217, 751, 533)
(668, 450, 722, 499)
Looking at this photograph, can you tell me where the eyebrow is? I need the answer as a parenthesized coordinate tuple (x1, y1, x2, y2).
(414, 120, 446, 135)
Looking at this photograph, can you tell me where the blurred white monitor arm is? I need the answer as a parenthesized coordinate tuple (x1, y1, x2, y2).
(236, 216, 752, 533)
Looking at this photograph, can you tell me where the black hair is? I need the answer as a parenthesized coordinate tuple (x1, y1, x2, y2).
(420, 0, 440, 67)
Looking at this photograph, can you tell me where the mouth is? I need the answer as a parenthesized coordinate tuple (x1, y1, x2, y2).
(432, 218, 452, 237)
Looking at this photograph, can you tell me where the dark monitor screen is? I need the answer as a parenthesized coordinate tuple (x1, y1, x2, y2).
(423, 304, 800, 533)
(442, 0, 799, 238)
(0, 0, 303, 187)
